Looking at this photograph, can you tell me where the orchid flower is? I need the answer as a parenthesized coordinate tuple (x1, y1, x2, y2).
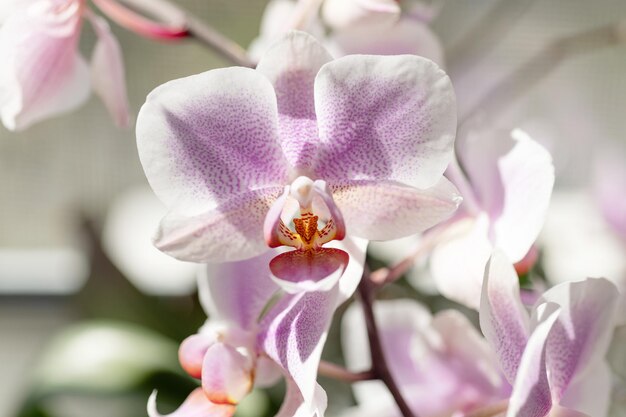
(0, 0, 130, 131)
(339, 299, 506, 417)
(322, 0, 444, 65)
(137, 31, 460, 292)
(481, 251, 620, 417)
(149, 237, 368, 417)
(429, 128, 555, 309)
(248, 0, 326, 61)
(539, 191, 626, 326)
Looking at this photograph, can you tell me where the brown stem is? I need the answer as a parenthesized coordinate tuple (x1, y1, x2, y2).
(464, 400, 509, 417)
(318, 360, 377, 383)
(183, 14, 255, 68)
(369, 227, 445, 287)
(459, 18, 626, 132)
(357, 276, 418, 417)
(100, 0, 254, 67)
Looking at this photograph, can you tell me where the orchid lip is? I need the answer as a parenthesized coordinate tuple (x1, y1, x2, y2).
(269, 247, 349, 294)
(262, 176, 349, 292)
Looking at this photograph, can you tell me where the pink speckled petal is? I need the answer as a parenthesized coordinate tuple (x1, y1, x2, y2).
(506, 307, 560, 417)
(0, 1, 90, 131)
(269, 248, 349, 294)
(560, 361, 612, 417)
(314, 54, 456, 189)
(154, 187, 283, 263)
(178, 333, 217, 379)
(460, 129, 554, 262)
(259, 288, 339, 416)
(137, 67, 288, 216)
(330, 178, 461, 240)
(535, 278, 619, 401)
(198, 250, 279, 330)
(202, 342, 254, 405)
(331, 19, 444, 67)
(256, 31, 332, 172)
(275, 378, 327, 417)
(88, 12, 130, 128)
(148, 389, 235, 417)
(480, 251, 530, 385)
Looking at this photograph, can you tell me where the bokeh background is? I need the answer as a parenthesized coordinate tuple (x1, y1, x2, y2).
(1, 0, 625, 416)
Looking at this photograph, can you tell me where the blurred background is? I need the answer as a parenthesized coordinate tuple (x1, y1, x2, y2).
(1, 0, 625, 416)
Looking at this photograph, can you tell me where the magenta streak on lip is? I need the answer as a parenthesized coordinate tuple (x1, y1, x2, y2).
(91, 0, 189, 40)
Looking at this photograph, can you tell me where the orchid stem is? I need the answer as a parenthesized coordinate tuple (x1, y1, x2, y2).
(318, 360, 376, 383)
(357, 276, 418, 417)
(459, 18, 626, 131)
(370, 229, 442, 287)
(96, 0, 254, 67)
(183, 13, 255, 68)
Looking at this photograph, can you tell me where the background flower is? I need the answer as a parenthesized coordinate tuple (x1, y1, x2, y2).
(0, 0, 129, 131)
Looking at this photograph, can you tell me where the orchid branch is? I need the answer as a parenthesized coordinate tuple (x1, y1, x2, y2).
(183, 13, 255, 67)
(318, 360, 377, 383)
(357, 275, 418, 417)
(370, 230, 442, 287)
(92, 0, 254, 67)
(459, 18, 626, 130)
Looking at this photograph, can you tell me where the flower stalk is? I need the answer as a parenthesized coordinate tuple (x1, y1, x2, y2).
(317, 360, 377, 383)
(93, 0, 254, 67)
(357, 274, 418, 417)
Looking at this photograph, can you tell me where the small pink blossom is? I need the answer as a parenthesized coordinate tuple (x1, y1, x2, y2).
(150, 238, 368, 417)
(0, 0, 130, 131)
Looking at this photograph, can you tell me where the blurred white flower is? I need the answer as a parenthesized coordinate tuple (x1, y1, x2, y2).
(540, 190, 626, 324)
(102, 187, 199, 296)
